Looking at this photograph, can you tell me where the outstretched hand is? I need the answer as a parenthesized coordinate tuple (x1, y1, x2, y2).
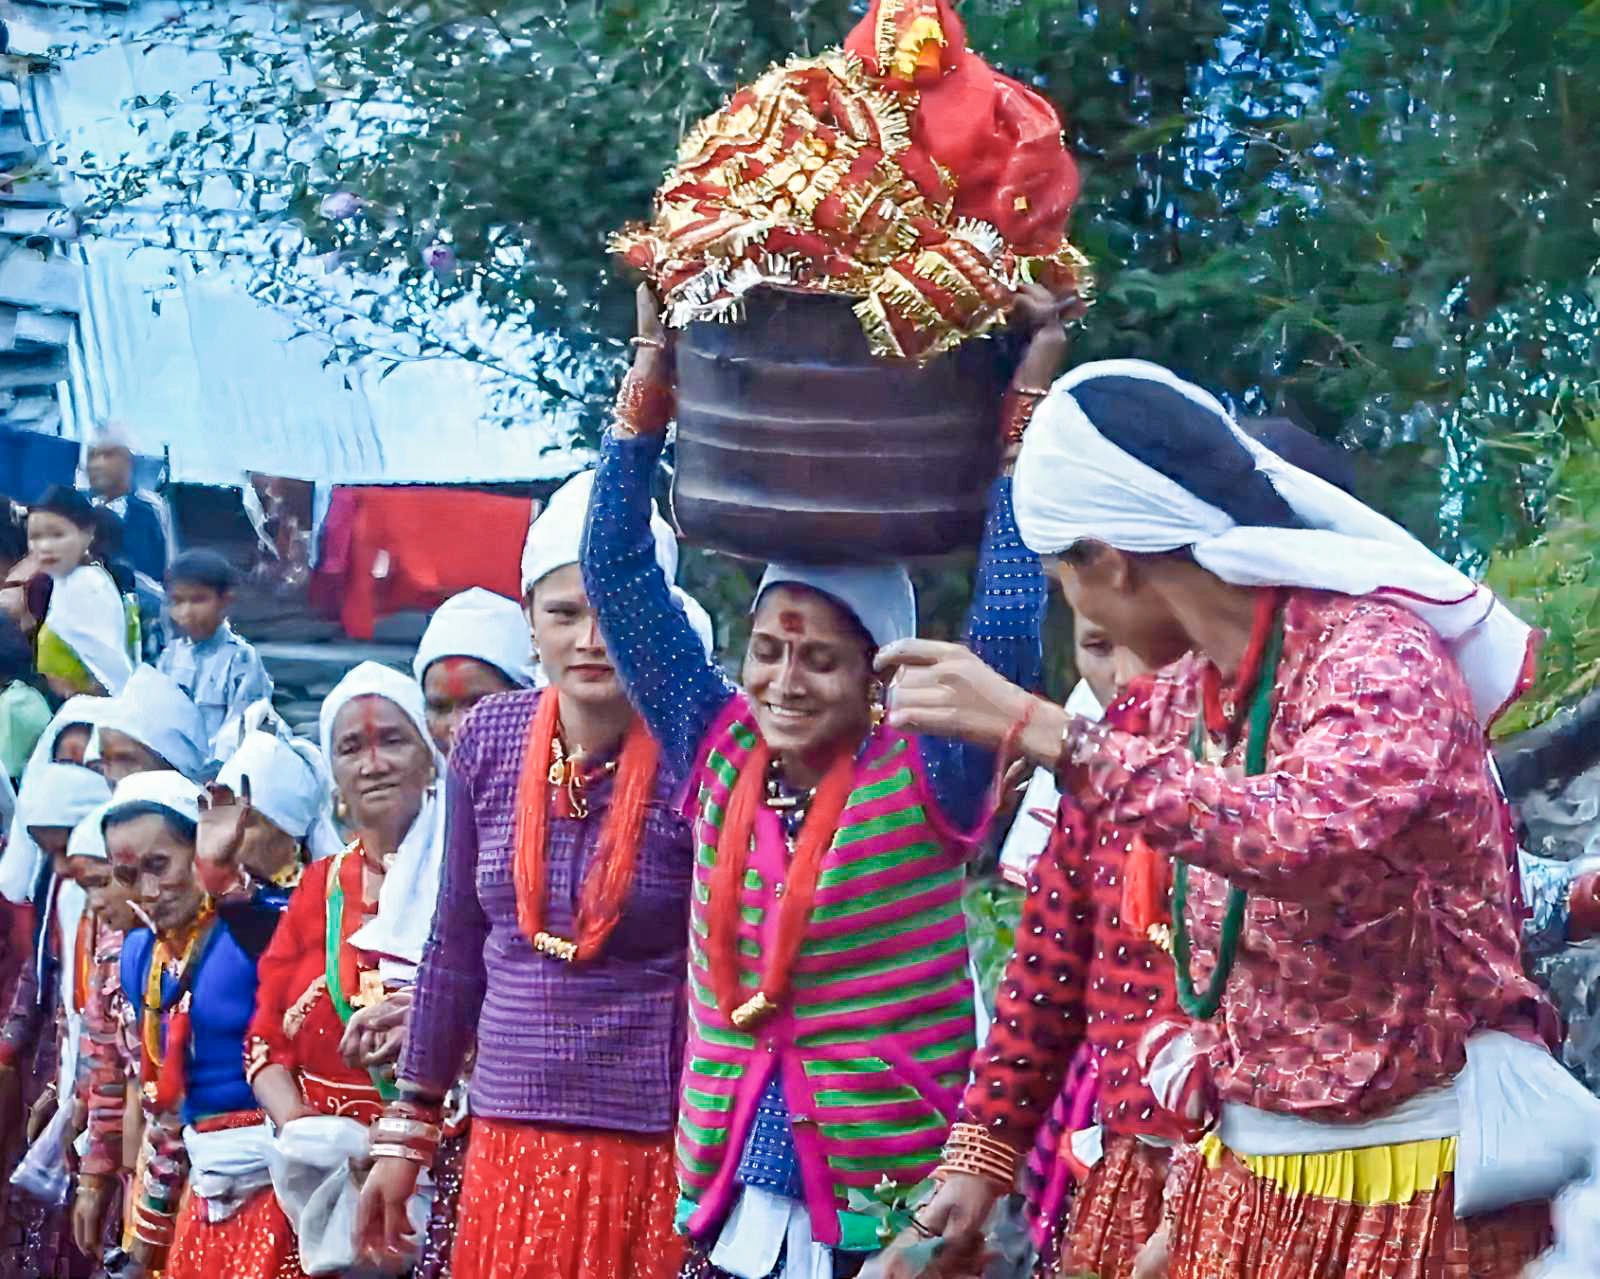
(874, 640, 1036, 749)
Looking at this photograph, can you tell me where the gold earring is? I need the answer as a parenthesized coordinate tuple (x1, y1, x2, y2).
(334, 794, 350, 823)
(868, 679, 887, 730)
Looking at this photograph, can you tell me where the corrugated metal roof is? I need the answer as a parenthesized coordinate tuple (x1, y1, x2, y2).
(0, 40, 75, 438)
(1, 2, 588, 486)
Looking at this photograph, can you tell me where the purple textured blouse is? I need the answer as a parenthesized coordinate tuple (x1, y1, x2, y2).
(399, 688, 693, 1133)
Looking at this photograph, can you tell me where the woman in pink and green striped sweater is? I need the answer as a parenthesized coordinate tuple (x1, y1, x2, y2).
(579, 299, 1061, 1279)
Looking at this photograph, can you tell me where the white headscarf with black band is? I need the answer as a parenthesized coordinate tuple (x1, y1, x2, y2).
(319, 661, 444, 982)
(1014, 359, 1535, 726)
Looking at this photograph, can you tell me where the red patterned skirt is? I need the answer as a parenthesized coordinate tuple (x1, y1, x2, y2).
(164, 1185, 304, 1279)
(450, 1118, 686, 1279)
(1168, 1142, 1551, 1279)
(1056, 1135, 1170, 1279)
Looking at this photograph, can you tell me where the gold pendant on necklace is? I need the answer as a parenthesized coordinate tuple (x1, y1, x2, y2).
(731, 990, 778, 1030)
(532, 930, 578, 963)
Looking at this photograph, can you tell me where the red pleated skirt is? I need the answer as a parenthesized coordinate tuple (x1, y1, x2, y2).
(450, 1118, 685, 1279)
(1168, 1143, 1551, 1279)
(164, 1184, 305, 1279)
(1057, 1134, 1170, 1279)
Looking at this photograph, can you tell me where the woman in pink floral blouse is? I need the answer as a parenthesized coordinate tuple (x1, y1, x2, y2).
(871, 361, 1576, 1279)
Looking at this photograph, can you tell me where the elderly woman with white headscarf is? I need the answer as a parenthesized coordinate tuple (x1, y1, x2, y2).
(357, 466, 718, 1279)
(873, 360, 1572, 1279)
(510, 287, 1061, 1279)
(106, 771, 280, 1279)
(412, 586, 538, 756)
(233, 662, 439, 1274)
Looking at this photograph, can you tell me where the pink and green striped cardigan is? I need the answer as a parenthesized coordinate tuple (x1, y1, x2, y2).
(677, 696, 978, 1249)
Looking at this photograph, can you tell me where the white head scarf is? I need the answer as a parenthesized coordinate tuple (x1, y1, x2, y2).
(319, 661, 444, 980)
(90, 665, 207, 780)
(0, 697, 112, 903)
(103, 770, 204, 829)
(521, 469, 678, 596)
(43, 564, 133, 695)
(522, 467, 716, 674)
(412, 588, 537, 689)
(67, 802, 113, 863)
(755, 563, 917, 651)
(217, 730, 342, 860)
(0, 763, 111, 904)
(1014, 359, 1535, 726)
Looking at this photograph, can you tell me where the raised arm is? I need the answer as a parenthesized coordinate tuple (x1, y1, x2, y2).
(580, 289, 734, 781)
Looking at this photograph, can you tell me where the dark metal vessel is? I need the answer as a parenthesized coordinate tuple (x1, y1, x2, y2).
(671, 287, 1008, 563)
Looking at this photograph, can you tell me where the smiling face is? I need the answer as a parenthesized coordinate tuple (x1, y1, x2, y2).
(69, 855, 139, 933)
(96, 729, 167, 786)
(422, 657, 516, 755)
(27, 510, 94, 578)
(107, 811, 203, 933)
(329, 695, 433, 844)
(742, 585, 874, 766)
(526, 564, 626, 712)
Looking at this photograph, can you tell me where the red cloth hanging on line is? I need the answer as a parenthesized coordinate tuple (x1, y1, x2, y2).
(311, 487, 532, 640)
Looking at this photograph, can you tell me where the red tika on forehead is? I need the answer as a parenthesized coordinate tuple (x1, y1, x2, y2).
(358, 697, 384, 766)
(439, 656, 474, 701)
(778, 610, 806, 634)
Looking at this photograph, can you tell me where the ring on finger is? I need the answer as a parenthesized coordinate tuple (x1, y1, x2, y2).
(907, 1212, 936, 1239)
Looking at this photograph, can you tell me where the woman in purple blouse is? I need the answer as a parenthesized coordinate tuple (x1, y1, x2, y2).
(356, 471, 714, 1279)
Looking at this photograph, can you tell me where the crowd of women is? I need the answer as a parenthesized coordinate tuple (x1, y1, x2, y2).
(0, 250, 1592, 1279)
(0, 1, 1595, 1266)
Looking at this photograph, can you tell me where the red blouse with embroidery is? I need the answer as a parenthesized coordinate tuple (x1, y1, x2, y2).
(1059, 589, 1551, 1123)
(247, 852, 385, 1120)
(965, 683, 1188, 1151)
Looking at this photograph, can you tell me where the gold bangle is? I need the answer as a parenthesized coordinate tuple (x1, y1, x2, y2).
(629, 335, 666, 350)
(1014, 383, 1053, 398)
(939, 1122, 1020, 1187)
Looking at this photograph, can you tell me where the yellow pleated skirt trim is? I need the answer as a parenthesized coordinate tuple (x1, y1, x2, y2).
(1199, 1132, 1457, 1206)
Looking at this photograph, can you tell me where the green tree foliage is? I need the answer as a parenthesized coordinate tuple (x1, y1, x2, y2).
(66, 0, 1600, 718)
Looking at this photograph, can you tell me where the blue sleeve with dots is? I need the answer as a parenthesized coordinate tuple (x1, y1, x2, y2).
(919, 476, 1047, 830)
(582, 428, 736, 783)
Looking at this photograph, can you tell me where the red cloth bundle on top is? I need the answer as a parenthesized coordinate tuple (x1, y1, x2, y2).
(613, 0, 1087, 361)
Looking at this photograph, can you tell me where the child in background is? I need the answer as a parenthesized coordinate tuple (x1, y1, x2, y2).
(156, 550, 274, 755)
